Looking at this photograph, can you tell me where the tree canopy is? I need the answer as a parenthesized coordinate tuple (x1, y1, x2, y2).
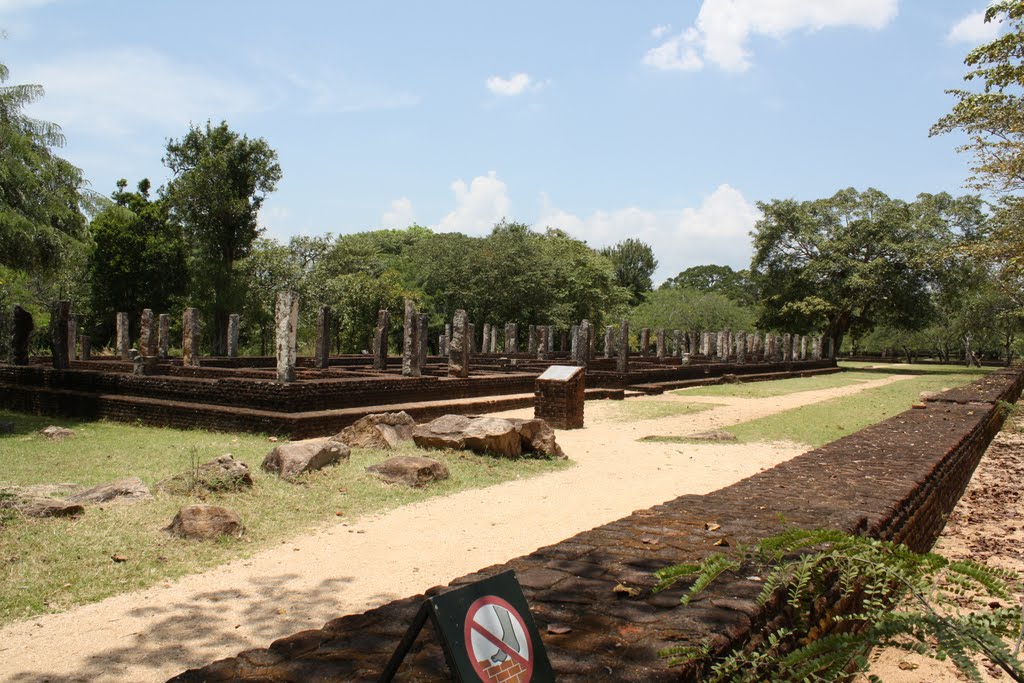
(599, 238, 657, 306)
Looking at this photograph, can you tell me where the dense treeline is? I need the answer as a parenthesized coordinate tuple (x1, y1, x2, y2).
(2, 4, 1024, 363)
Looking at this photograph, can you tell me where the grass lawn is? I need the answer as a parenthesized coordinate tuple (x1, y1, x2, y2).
(837, 360, 996, 376)
(0, 410, 571, 626)
(673, 371, 880, 399)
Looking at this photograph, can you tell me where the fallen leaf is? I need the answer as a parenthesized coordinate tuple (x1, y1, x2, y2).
(547, 623, 572, 635)
(704, 522, 721, 532)
(713, 538, 730, 547)
(111, 554, 128, 563)
(613, 583, 640, 598)
(898, 661, 918, 671)
(640, 536, 658, 544)
(268, 436, 279, 442)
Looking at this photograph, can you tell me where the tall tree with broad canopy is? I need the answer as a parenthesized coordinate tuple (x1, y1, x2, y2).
(599, 238, 658, 306)
(661, 264, 755, 304)
(163, 120, 281, 355)
(750, 188, 972, 353)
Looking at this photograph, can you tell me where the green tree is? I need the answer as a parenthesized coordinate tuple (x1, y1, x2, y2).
(661, 264, 754, 304)
(163, 120, 282, 354)
(600, 238, 658, 305)
(630, 287, 757, 333)
(88, 179, 187, 344)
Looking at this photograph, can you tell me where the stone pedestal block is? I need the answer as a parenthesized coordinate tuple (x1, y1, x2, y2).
(534, 365, 585, 429)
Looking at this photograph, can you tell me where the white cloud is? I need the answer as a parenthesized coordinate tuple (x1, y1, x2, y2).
(645, 0, 899, 73)
(948, 8, 1002, 44)
(382, 197, 416, 229)
(258, 59, 420, 114)
(651, 24, 672, 39)
(538, 184, 761, 283)
(0, 0, 56, 12)
(486, 72, 547, 96)
(438, 171, 511, 235)
(22, 47, 262, 137)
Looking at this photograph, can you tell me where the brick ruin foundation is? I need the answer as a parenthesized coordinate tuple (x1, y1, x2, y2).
(170, 368, 1024, 682)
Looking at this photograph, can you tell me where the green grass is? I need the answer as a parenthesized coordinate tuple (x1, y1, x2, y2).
(606, 400, 719, 422)
(837, 360, 997, 376)
(0, 411, 571, 626)
(722, 369, 988, 447)
(673, 371, 881, 399)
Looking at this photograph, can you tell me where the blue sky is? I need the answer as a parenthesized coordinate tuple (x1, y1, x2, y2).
(0, 1, 1001, 284)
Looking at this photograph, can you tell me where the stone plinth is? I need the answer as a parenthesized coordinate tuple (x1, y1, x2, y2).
(534, 364, 585, 429)
(227, 313, 240, 358)
(314, 306, 331, 369)
(275, 292, 298, 382)
(182, 308, 201, 367)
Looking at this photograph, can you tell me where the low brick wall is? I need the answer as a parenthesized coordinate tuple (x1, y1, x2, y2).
(171, 368, 1024, 682)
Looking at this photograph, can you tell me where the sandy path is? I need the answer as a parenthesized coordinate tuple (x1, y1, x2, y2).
(0, 374, 909, 682)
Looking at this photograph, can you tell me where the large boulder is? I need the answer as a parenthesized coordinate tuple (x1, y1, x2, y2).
(413, 415, 521, 457)
(66, 476, 152, 504)
(165, 504, 243, 540)
(334, 412, 416, 450)
(156, 454, 254, 495)
(261, 438, 350, 480)
(507, 418, 566, 459)
(0, 489, 84, 518)
(366, 456, 449, 487)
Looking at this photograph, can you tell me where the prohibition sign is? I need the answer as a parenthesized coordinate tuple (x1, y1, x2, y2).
(464, 595, 534, 682)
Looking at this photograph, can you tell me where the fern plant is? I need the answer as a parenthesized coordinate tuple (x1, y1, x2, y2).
(653, 529, 1024, 682)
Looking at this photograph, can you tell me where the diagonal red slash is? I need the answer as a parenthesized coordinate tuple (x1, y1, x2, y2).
(471, 620, 530, 668)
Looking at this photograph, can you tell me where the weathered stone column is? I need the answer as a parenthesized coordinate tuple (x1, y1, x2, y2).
(655, 329, 665, 360)
(11, 305, 32, 365)
(570, 325, 580, 362)
(813, 335, 822, 360)
(717, 331, 728, 361)
(490, 329, 498, 354)
(402, 299, 421, 377)
(672, 330, 681, 358)
(528, 325, 538, 355)
(546, 325, 554, 353)
(139, 309, 156, 357)
(372, 310, 390, 370)
(505, 323, 517, 354)
(227, 313, 240, 358)
(701, 331, 710, 356)
(604, 325, 614, 358)
(182, 307, 201, 367)
(639, 328, 650, 357)
(418, 314, 428, 368)
(825, 336, 835, 360)
(313, 306, 331, 369)
(444, 323, 452, 352)
(617, 319, 629, 373)
(67, 314, 78, 361)
(468, 323, 477, 354)
(274, 292, 298, 381)
(481, 324, 490, 355)
(50, 300, 71, 370)
(116, 311, 130, 360)
(559, 330, 569, 353)
(800, 335, 808, 361)
(782, 333, 792, 362)
(577, 320, 592, 368)
(737, 331, 747, 364)
(765, 334, 776, 360)
(158, 314, 170, 359)
(80, 334, 91, 361)
(537, 326, 548, 360)
(448, 309, 470, 378)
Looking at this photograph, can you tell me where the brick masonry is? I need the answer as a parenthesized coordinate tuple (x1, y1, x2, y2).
(170, 368, 1024, 683)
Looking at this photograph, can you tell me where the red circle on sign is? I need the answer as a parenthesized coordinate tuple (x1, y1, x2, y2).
(464, 595, 534, 683)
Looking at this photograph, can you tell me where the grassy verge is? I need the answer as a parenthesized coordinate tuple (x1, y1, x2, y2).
(837, 361, 996, 376)
(673, 371, 880, 399)
(605, 400, 719, 422)
(0, 411, 571, 626)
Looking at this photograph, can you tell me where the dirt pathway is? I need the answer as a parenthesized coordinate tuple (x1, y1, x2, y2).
(0, 375, 910, 682)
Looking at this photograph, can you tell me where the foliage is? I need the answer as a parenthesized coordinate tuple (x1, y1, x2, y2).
(599, 237, 658, 306)
(630, 286, 757, 333)
(87, 180, 187, 345)
(163, 120, 282, 354)
(750, 188, 976, 352)
(654, 529, 1024, 682)
(661, 264, 754, 305)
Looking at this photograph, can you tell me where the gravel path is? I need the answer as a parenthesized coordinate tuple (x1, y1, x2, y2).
(0, 375, 909, 682)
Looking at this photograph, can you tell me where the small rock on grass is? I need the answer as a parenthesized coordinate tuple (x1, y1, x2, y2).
(366, 456, 449, 487)
(165, 504, 244, 540)
(66, 476, 151, 504)
(687, 430, 738, 442)
(261, 439, 350, 481)
(40, 425, 75, 440)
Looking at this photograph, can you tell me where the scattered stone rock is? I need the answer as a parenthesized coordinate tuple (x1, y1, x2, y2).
(0, 420, 14, 435)
(687, 431, 738, 442)
(156, 455, 254, 494)
(66, 476, 152, 504)
(165, 504, 244, 540)
(0, 488, 84, 518)
(366, 456, 449, 487)
(413, 415, 521, 457)
(40, 425, 75, 440)
(261, 439, 350, 480)
(507, 418, 565, 459)
(334, 412, 416, 450)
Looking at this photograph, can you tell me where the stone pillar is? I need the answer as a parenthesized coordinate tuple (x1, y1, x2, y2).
(656, 329, 665, 360)
(765, 334, 775, 360)
(468, 323, 476, 354)
(372, 310, 390, 371)
(158, 314, 170, 359)
(537, 325, 548, 360)
(799, 335, 808, 361)
(617, 319, 629, 373)
(813, 336, 822, 361)
(528, 325, 537, 355)
(274, 292, 298, 382)
(445, 323, 452, 351)
(50, 300, 71, 370)
(505, 323, 517, 354)
(418, 314, 429, 368)
(604, 325, 614, 358)
(312, 306, 330, 369)
(402, 299, 420, 377)
(438, 334, 446, 357)
(80, 334, 91, 361)
(782, 333, 792, 362)
(546, 325, 555, 353)
(10, 305, 32, 365)
(67, 314, 78, 361)
(482, 323, 491, 355)
(570, 325, 580, 362)
(559, 330, 569, 354)
(182, 307, 201, 367)
(825, 336, 835, 360)
(639, 328, 650, 357)
(116, 311, 130, 360)
(227, 313, 240, 358)
(716, 331, 727, 360)
(578, 320, 592, 368)
(700, 332, 709, 357)
(737, 331, 747, 364)
(672, 330, 681, 358)
(448, 309, 470, 378)
(139, 309, 155, 357)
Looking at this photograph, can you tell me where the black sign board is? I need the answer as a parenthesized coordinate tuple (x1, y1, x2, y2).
(379, 570, 555, 682)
